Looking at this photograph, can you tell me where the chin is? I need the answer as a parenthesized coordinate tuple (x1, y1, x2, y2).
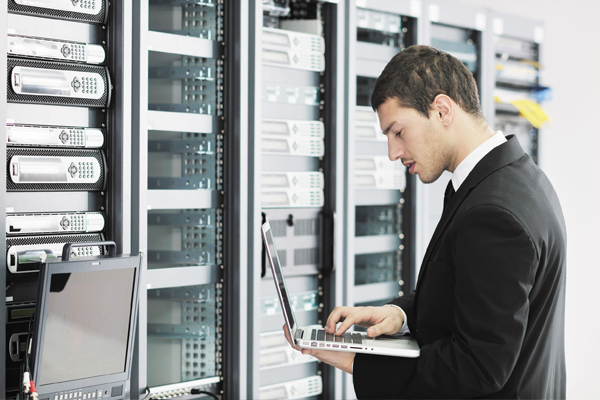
(419, 177, 437, 184)
(418, 170, 444, 184)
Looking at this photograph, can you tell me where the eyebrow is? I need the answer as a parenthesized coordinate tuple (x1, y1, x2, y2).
(382, 122, 396, 136)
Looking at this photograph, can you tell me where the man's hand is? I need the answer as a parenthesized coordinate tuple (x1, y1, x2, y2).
(282, 325, 355, 374)
(325, 306, 405, 337)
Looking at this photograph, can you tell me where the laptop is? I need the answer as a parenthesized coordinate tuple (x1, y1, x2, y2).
(261, 220, 420, 358)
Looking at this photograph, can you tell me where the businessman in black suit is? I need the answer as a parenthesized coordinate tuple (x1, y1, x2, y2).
(284, 45, 566, 399)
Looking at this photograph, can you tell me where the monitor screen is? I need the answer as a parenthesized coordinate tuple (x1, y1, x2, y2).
(262, 222, 296, 331)
(36, 267, 136, 385)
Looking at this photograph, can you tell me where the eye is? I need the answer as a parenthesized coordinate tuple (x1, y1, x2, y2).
(395, 130, 403, 138)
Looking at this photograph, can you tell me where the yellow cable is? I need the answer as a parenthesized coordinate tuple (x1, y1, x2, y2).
(510, 100, 550, 128)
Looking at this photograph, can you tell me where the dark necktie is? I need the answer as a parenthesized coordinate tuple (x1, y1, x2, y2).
(444, 180, 456, 209)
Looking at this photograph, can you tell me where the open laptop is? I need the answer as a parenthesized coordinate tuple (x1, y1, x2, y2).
(261, 220, 420, 358)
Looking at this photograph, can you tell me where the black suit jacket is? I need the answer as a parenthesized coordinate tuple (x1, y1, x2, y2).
(353, 136, 567, 399)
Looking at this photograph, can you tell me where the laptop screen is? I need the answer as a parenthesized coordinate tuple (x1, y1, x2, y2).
(262, 221, 296, 333)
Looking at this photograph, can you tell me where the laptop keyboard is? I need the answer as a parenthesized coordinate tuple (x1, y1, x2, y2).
(310, 329, 364, 344)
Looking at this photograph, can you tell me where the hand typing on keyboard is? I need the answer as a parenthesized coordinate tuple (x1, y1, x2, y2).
(324, 305, 405, 338)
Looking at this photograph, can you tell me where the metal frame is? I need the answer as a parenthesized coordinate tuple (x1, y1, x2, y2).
(323, 2, 347, 397)
(248, 1, 262, 398)
(107, 2, 133, 257)
(0, 4, 7, 396)
(131, 0, 149, 394)
(223, 0, 249, 398)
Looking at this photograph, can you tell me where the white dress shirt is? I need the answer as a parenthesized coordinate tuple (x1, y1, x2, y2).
(391, 131, 507, 335)
(451, 131, 507, 191)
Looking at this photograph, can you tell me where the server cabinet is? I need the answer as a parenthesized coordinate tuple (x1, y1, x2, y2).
(344, 1, 422, 398)
(2, 1, 132, 398)
(488, 12, 546, 164)
(131, 0, 225, 398)
(414, 0, 491, 271)
(247, 1, 346, 399)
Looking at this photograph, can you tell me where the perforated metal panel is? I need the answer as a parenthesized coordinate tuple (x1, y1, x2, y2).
(7, 0, 109, 24)
(355, 251, 402, 286)
(147, 283, 222, 384)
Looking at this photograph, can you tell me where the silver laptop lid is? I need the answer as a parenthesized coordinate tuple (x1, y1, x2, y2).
(261, 220, 297, 338)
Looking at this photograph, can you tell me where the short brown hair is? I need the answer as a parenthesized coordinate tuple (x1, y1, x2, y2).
(371, 45, 483, 120)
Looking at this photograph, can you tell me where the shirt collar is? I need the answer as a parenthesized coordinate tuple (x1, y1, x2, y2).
(451, 131, 507, 191)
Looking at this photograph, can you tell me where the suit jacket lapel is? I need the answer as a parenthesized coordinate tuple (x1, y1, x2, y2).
(415, 135, 527, 289)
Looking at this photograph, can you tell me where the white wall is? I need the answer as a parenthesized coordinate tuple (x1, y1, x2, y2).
(455, 0, 600, 398)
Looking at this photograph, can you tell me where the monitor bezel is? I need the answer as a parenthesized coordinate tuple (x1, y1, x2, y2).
(30, 255, 141, 395)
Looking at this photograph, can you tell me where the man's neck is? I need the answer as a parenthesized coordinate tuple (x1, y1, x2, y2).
(448, 122, 495, 173)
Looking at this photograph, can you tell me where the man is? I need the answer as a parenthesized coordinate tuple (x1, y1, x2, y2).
(284, 45, 566, 399)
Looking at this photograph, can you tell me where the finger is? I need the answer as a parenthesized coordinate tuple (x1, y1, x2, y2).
(335, 315, 357, 335)
(325, 306, 354, 333)
(301, 348, 325, 359)
(366, 318, 394, 337)
(324, 306, 345, 332)
(282, 324, 292, 344)
(282, 324, 302, 351)
(366, 324, 382, 337)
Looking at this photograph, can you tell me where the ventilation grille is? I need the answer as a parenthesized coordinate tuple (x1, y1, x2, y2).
(294, 248, 318, 266)
(294, 218, 318, 236)
(270, 220, 288, 237)
(8, 0, 108, 24)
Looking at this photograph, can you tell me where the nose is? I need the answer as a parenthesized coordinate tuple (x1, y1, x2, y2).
(387, 136, 404, 162)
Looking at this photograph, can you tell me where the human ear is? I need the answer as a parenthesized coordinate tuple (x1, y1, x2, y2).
(431, 94, 454, 126)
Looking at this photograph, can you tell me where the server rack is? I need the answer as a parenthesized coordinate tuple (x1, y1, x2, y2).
(415, 0, 492, 270)
(488, 12, 545, 164)
(343, 1, 422, 398)
(2, 1, 131, 398)
(247, 1, 346, 399)
(131, 0, 225, 398)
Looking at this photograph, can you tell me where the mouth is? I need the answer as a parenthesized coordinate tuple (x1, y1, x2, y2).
(403, 161, 416, 174)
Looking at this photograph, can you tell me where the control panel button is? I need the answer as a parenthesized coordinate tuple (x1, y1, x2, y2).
(68, 162, 78, 178)
(71, 77, 81, 92)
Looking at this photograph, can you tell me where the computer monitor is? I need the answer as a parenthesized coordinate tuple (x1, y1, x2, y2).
(30, 254, 141, 400)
